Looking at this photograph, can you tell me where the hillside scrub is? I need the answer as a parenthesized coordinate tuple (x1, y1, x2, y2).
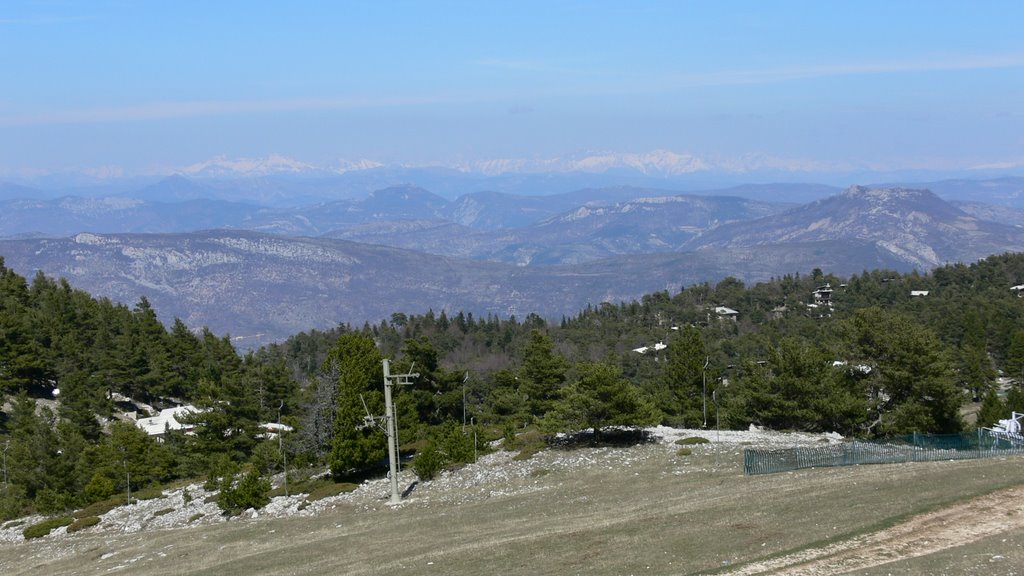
(216, 470, 271, 515)
(66, 515, 100, 533)
(21, 516, 73, 539)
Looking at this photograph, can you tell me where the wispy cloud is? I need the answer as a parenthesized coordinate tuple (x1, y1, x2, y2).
(4, 53, 1021, 127)
(0, 96, 448, 126)
(667, 53, 1024, 88)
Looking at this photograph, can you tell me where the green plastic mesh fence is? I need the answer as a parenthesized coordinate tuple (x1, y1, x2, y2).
(744, 430, 1024, 475)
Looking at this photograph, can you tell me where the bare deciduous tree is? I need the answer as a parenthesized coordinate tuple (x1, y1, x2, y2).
(296, 361, 339, 460)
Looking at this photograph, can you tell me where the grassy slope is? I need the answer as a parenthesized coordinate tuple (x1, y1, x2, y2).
(2, 446, 1024, 575)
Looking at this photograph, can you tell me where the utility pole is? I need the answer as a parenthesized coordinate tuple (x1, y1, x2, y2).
(124, 459, 131, 505)
(462, 372, 469, 432)
(382, 359, 417, 504)
(2, 440, 9, 489)
(702, 357, 709, 428)
(118, 444, 130, 505)
(713, 389, 719, 468)
(278, 400, 288, 498)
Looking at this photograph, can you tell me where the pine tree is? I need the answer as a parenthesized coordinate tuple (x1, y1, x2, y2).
(5, 394, 59, 503)
(327, 333, 386, 479)
(0, 262, 45, 394)
(660, 325, 707, 426)
(546, 362, 660, 437)
(1005, 330, 1024, 386)
(732, 338, 866, 433)
(841, 307, 963, 434)
(976, 389, 1006, 429)
(517, 330, 568, 421)
(166, 318, 202, 398)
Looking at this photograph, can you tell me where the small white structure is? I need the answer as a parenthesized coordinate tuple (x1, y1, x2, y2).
(714, 306, 739, 319)
(995, 413, 1022, 435)
(633, 341, 668, 354)
(910, 290, 930, 297)
(989, 412, 1024, 447)
(135, 405, 202, 439)
(258, 422, 294, 439)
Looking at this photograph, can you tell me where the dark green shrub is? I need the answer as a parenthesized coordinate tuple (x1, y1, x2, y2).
(152, 508, 175, 517)
(83, 474, 117, 504)
(74, 495, 126, 519)
(437, 423, 476, 464)
(412, 442, 444, 481)
(204, 454, 238, 491)
(23, 516, 74, 539)
(250, 440, 284, 475)
(305, 482, 357, 502)
(134, 487, 164, 501)
(272, 472, 322, 497)
(67, 516, 100, 533)
(217, 470, 271, 514)
(677, 448, 693, 457)
(413, 422, 483, 480)
(188, 513, 204, 523)
(675, 436, 710, 445)
(0, 484, 29, 521)
(34, 488, 74, 515)
(501, 422, 518, 450)
(513, 440, 546, 461)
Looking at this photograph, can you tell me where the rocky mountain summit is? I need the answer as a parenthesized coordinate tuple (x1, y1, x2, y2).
(687, 186, 1024, 268)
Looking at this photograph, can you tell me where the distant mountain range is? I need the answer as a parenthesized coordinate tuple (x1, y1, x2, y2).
(0, 230, 905, 347)
(323, 192, 789, 265)
(0, 183, 795, 251)
(3, 153, 1023, 206)
(2, 183, 1023, 346)
(687, 186, 1024, 268)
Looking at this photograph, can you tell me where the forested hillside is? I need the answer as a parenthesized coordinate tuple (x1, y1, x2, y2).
(4, 253, 1024, 521)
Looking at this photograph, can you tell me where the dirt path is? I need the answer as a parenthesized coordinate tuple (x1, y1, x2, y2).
(721, 484, 1024, 575)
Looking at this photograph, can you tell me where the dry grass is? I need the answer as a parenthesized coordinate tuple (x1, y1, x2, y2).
(2, 447, 1024, 575)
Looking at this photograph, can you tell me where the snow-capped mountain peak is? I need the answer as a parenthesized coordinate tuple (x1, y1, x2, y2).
(179, 154, 320, 177)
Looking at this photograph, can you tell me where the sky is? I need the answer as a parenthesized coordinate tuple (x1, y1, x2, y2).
(1, 1, 1023, 178)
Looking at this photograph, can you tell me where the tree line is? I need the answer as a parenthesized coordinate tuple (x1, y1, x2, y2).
(5, 252, 1024, 519)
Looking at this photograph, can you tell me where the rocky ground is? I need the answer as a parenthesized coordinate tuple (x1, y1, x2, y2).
(0, 425, 837, 545)
(6, 425, 1024, 575)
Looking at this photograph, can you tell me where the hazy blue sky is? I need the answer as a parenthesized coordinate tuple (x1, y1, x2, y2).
(1, 1, 1022, 176)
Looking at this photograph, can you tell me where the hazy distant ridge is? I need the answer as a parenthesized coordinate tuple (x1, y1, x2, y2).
(2, 183, 1024, 345)
(686, 186, 1024, 268)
